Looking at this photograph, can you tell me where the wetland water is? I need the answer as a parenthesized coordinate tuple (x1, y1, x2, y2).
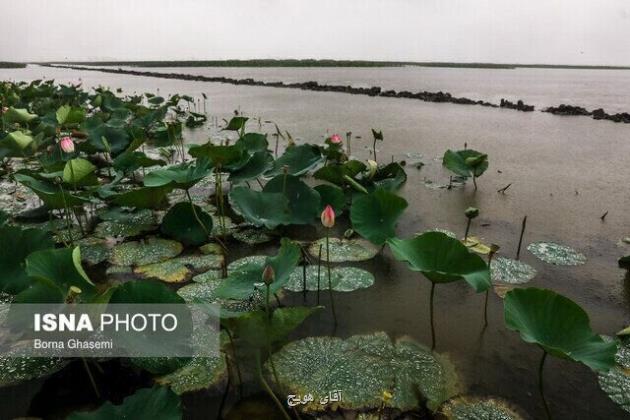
(2, 65, 629, 419)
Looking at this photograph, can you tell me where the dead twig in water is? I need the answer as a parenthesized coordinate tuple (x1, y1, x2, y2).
(497, 183, 512, 194)
(600, 211, 609, 221)
(516, 216, 527, 260)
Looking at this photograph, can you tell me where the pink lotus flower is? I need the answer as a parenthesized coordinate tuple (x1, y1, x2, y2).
(321, 205, 335, 228)
(330, 134, 342, 144)
(1, 107, 7, 114)
(59, 136, 75, 153)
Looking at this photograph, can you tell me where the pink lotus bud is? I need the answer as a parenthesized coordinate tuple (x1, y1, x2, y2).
(262, 265, 275, 285)
(321, 205, 335, 228)
(59, 136, 75, 153)
(330, 134, 342, 144)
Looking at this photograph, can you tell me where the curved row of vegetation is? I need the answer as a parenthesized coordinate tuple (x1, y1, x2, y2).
(0, 79, 626, 419)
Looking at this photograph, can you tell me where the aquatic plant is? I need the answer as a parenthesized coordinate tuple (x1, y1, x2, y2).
(504, 287, 616, 419)
(442, 148, 488, 189)
(388, 232, 491, 349)
(321, 205, 338, 325)
(350, 188, 408, 245)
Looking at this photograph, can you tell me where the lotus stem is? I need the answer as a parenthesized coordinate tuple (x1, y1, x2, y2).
(464, 218, 472, 241)
(225, 327, 243, 398)
(516, 216, 527, 260)
(81, 357, 100, 399)
(317, 244, 323, 305)
(185, 189, 210, 237)
(429, 282, 436, 350)
(473, 175, 478, 190)
(256, 351, 290, 420)
(346, 132, 352, 156)
(483, 290, 490, 327)
(216, 352, 231, 419)
(215, 167, 226, 235)
(538, 350, 552, 420)
(326, 234, 337, 326)
(483, 252, 496, 327)
(301, 248, 307, 303)
(57, 183, 74, 246)
(265, 283, 271, 321)
(373, 137, 377, 162)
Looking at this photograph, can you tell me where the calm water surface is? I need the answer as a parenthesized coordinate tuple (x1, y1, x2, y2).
(1, 65, 629, 419)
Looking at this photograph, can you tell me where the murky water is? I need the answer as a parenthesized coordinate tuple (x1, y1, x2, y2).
(1, 65, 629, 419)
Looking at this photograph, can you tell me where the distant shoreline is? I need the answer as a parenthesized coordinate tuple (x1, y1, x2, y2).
(39, 59, 630, 71)
(43, 64, 630, 124)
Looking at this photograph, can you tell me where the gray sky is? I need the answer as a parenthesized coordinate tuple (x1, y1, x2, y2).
(3, 0, 630, 65)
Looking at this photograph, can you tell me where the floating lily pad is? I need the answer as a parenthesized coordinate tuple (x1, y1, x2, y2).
(422, 228, 457, 239)
(598, 339, 630, 413)
(156, 355, 226, 395)
(77, 237, 111, 265)
(227, 255, 267, 272)
(199, 243, 223, 255)
(284, 266, 374, 292)
(94, 211, 156, 239)
(438, 396, 525, 419)
(134, 254, 224, 283)
(233, 228, 274, 245)
(177, 278, 264, 314)
(307, 237, 379, 263)
(491, 257, 537, 285)
(0, 356, 67, 387)
(192, 270, 222, 283)
(269, 332, 459, 412)
(527, 242, 586, 266)
(109, 238, 183, 266)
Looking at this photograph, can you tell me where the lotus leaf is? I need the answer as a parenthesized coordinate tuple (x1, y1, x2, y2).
(144, 161, 212, 190)
(443, 149, 488, 178)
(0, 225, 54, 294)
(308, 237, 379, 262)
(351, 188, 408, 245)
(284, 266, 374, 292)
(14, 173, 90, 209)
(108, 237, 183, 266)
(598, 339, 630, 413)
(527, 242, 586, 266)
(134, 254, 224, 283)
(438, 396, 525, 419)
(388, 232, 491, 292)
(269, 332, 459, 412)
(491, 257, 537, 285)
(504, 287, 616, 371)
(268, 144, 322, 176)
(0, 357, 67, 388)
(228, 187, 292, 229)
(263, 174, 321, 225)
(161, 202, 213, 246)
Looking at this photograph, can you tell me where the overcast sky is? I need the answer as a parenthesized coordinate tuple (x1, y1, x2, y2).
(2, 0, 630, 65)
